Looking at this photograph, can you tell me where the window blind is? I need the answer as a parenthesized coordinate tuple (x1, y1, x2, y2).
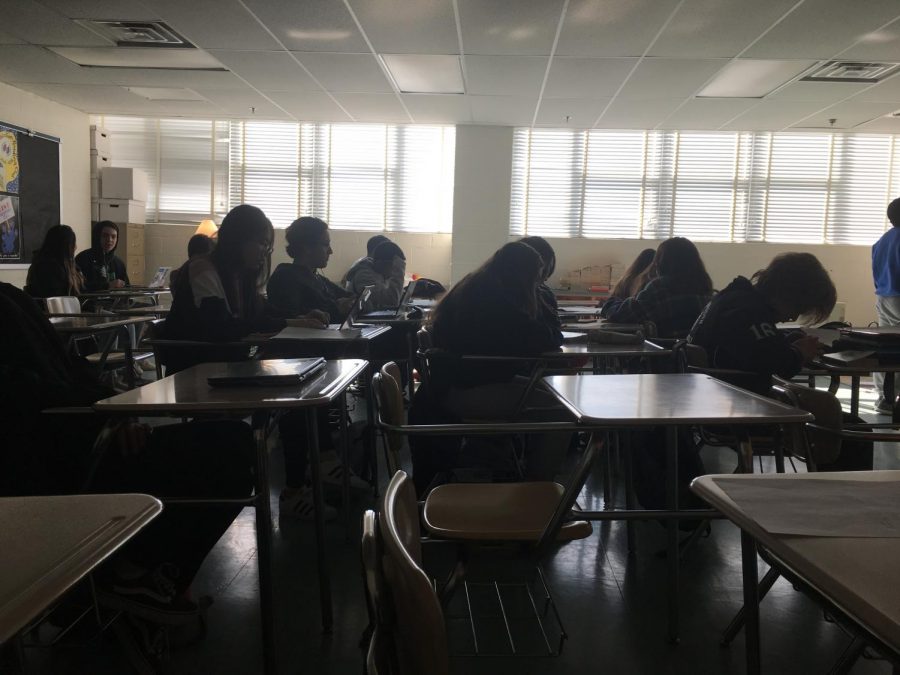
(511, 127, 900, 245)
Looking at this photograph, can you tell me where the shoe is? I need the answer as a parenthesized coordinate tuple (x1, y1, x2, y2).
(875, 397, 895, 414)
(98, 563, 200, 625)
(316, 451, 370, 490)
(279, 486, 337, 522)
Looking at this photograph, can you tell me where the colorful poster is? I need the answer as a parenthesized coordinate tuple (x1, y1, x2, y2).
(0, 127, 19, 194)
(0, 195, 20, 259)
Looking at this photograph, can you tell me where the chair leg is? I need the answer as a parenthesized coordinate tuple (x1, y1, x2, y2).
(438, 546, 469, 609)
(721, 566, 781, 646)
(828, 637, 867, 675)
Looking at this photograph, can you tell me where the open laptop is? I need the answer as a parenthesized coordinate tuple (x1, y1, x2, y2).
(207, 357, 326, 387)
(325, 286, 384, 338)
(359, 280, 418, 320)
(147, 266, 172, 288)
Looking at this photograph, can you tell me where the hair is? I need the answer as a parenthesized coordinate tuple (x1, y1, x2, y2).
(367, 234, 391, 256)
(371, 240, 405, 263)
(212, 204, 273, 318)
(518, 236, 556, 279)
(187, 233, 215, 258)
(613, 248, 655, 298)
(432, 242, 544, 327)
(34, 224, 81, 293)
(643, 237, 712, 296)
(94, 220, 119, 250)
(752, 252, 836, 323)
(888, 198, 900, 228)
(285, 216, 328, 260)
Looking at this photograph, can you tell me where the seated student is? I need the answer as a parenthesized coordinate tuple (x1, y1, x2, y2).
(267, 217, 354, 321)
(75, 220, 129, 291)
(519, 235, 563, 340)
(0, 281, 253, 621)
(170, 233, 216, 287)
(344, 240, 406, 312)
(427, 242, 571, 480)
(610, 248, 655, 299)
(24, 224, 84, 298)
(342, 234, 390, 285)
(600, 237, 712, 338)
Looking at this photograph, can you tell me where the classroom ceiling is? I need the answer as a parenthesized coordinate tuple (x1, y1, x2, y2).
(3, 0, 900, 132)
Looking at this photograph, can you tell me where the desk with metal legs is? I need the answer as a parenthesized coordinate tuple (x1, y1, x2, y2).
(93, 359, 367, 675)
(542, 373, 811, 643)
(51, 315, 153, 387)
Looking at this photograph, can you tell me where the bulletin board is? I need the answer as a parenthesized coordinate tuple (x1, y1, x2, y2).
(0, 121, 61, 265)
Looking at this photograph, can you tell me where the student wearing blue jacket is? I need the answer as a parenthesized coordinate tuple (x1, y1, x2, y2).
(872, 197, 900, 412)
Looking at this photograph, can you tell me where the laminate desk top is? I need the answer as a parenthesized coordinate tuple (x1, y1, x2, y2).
(557, 340, 668, 358)
(0, 493, 161, 644)
(50, 315, 153, 334)
(543, 373, 812, 426)
(93, 359, 367, 413)
(269, 325, 390, 342)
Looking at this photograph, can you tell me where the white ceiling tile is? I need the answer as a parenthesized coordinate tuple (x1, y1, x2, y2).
(141, 0, 281, 50)
(855, 116, 900, 132)
(263, 90, 352, 122)
(854, 75, 900, 102)
(658, 98, 759, 129)
(117, 99, 228, 116)
(650, 0, 799, 58)
(401, 94, 470, 123)
(0, 31, 26, 45)
(458, 0, 564, 56)
(535, 98, 610, 127)
(0, 45, 105, 85)
(348, 0, 459, 54)
(617, 58, 727, 100)
(543, 57, 637, 99)
(596, 98, 683, 128)
(88, 68, 247, 89)
(465, 55, 547, 97)
(240, 0, 367, 52)
(556, 0, 681, 57)
(332, 93, 410, 122)
(37, 0, 161, 20)
(14, 83, 165, 112)
(768, 79, 872, 102)
(469, 95, 536, 125)
(0, 0, 110, 46)
(743, 0, 900, 59)
(192, 88, 289, 117)
(793, 99, 900, 129)
(208, 50, 321, 91)
(719, 99, 830, 130)
(292, 52, 393, 93)
(837, 24, 900, 61)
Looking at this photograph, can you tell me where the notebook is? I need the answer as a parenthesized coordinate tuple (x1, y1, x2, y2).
(359, 280, 418, 319)
(207, 357, 326, 387)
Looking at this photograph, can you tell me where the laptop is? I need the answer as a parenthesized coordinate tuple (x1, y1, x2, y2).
(147, 266, 172, 288)
(359, 280, 418, 319)
(207, 357, 326, 387)
(323, 286, 383, 338)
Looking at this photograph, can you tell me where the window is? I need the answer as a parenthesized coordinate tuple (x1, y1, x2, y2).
(511, 127, 900, 245)
(98, 117, 455, 232)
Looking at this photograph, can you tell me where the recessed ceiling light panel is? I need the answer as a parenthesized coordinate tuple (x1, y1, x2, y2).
(697, 59, 816, 98)
(381, 54, 465, 94)
(50, 47, 225, 70)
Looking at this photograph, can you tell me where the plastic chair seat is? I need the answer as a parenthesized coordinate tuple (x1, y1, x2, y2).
(85, 351, 153, 366)
(423, 481, 592, 542)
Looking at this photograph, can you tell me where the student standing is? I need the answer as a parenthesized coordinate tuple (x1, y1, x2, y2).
(344, 240, 406, 311)
(872, 197, 900, 413)
(24, 224, 84, 298)
(75, 220, 129, 291)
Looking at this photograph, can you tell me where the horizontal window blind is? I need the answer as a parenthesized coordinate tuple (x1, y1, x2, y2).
(511, 127, 900, 245)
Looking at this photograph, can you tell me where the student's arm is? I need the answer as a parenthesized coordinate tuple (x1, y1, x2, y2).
(266, 267, 304, 317)
(601, 281, 660, 323)
(75, 252, 108, 291)
(350, 265, 403, 310)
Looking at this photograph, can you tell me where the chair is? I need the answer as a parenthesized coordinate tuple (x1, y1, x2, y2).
(46, 295, 82, 314)
(371, 363, 405, 475)
(361, 509, 399, 675)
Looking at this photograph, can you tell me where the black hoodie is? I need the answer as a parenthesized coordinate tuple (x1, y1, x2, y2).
(75, 222, 129, 291)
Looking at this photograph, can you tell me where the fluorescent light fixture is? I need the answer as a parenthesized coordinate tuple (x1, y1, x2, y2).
(125, 86, 206, 101)
(50, 47, 225, 70)
(697, 59, 815, 98)
(381, 54, 464, 94)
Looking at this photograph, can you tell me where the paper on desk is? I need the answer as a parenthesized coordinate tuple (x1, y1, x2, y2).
(712, 478, 900, 537)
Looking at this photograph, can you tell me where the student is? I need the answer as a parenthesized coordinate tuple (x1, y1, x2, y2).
(611, 248, 655, 299)
(519, 235, 563, 340)
(600, 237, 712, 338)
(428, 242, 570, 480)
(688, 252, 835, 396)
(871, 197, 900, 412)
(187, 233, 215, 258)
(344, 240, 406, 311)
(75, 220, 129, 291)
(342, 234, 390, 285)
(0, 281, 253, 621)
(267, 216, 354, 321)
(24, 224, 84, 298)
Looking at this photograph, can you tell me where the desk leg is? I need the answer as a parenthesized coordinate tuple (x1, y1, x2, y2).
(253, 422, 278, 675)
(886, 375, 897, 423)
(741, 530, 761, 675)
(340, 391, 352, 538)
(364, 363, 378, 494)
(121, 326, 136, 389)
(665, 426, 679, 644)
(623, 431, 636, 554)
(306, 407, 333, 632)
(850, 375, 860, 417)
(406, 328, 416, 401)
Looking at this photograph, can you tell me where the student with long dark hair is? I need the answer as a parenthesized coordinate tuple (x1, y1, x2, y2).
(75, 220, 129, 291)
(25, 224, 84, 298)
(611, 247, 655, 299)
(601, 237, 712, 338)
(519, 235, 563, 340)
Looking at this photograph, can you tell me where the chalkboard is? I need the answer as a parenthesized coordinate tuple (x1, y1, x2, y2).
(0, 122, 61, 265)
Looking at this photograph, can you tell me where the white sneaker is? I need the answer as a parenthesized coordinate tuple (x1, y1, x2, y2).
(279, 487, 337, 522)
(315, 451, 370, 490)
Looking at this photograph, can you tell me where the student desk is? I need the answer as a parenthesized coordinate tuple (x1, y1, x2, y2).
(542, 373, 812, 643)
(0, 493, 162, 646)
(80, 288, 170, 310)
(51, 315, 153, 386)
(814, 356, 900, 418)
(691, 471, 900, 675)
(112, 305, 171, 318)
(356, 315, 423, 398)
(93, 359, 367, 675)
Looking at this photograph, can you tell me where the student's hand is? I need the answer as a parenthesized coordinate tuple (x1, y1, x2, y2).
(110, 279, 125, 289)
(306, 309, 329, 325)
(337, 297, 355, 315)
(792, 335, 822, 363)
(286, 311, 329, 329)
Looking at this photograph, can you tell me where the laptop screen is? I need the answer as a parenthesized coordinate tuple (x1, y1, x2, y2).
(148, 266, 171, 288)
(395, 280, 417, 311)
(341, 286, 373, 329)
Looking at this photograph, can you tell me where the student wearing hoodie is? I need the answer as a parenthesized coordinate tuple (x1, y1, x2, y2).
(344, 240, 406, 312)
(75, 220, 129, 291)
(341, 234, 390, 285)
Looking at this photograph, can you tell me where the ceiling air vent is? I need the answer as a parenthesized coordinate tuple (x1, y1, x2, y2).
(800, 61, 900, 83)
(75, 20, 194, 48)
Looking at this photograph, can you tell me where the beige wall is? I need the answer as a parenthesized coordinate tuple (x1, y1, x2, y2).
(0, 82, 90, 287)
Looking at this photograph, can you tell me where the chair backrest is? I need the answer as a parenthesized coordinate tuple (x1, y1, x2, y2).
(46, 296, 81, 314)
(380, 471, 448, 675)
(672, 339, 709, 372)
(362, 510, 397, 675)
(415, 327, 433, 387)
(772, 381, 843, 467)
(373, 363, 405, 474)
